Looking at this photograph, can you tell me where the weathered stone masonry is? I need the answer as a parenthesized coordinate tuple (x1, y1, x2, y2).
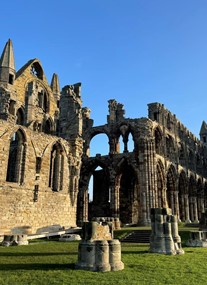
(1, 38, 207, 233)
(0, 39, 83, 233)
(79, 100, 207, 226)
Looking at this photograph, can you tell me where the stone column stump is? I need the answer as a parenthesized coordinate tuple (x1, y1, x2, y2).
(108, 239, 124, 271)
(75, 221, 124, 272)
(149, 208, 184, 255)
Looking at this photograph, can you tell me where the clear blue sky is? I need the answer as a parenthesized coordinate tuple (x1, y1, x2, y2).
(1, 0, 207, 140)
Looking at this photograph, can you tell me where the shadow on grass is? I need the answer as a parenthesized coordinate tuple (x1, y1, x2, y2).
(122, 250, 148, 255)
(0, 262, 75, 271)
(0, 252, 77, 257)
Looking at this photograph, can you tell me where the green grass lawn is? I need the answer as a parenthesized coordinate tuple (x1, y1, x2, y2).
(0, 227, 206, 285)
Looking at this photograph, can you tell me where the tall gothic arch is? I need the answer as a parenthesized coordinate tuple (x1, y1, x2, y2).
(166, 164, 178, 215)
(77, 160, 110, 222)
(156, 160, 166, 208)
(49, 142, 64, 192)
(154, 127, 163, 155)
(189, 175, 198, 222)
(178, 171, 189, 222)
(6, 129, 26, 184)
(197, 179, 204, 221)
(116, 159, 138, 224)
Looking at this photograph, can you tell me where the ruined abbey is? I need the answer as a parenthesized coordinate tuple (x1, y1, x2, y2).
(1, 39, 207, 234)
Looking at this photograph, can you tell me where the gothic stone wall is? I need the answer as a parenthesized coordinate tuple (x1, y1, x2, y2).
(79, 101, 207, 226)
(0, 120, 76, 234)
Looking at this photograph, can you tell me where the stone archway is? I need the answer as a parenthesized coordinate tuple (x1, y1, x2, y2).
(156, 160, 166, 208)
(77, 159, 110, 223)
(178, 171, 189, 222)
(166, 165, 178, 215)
(189, 176, 198, 222)
(116, 160, 138, 225)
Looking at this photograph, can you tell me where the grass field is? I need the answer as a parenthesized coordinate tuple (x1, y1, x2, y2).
(0, 227, 206, 285)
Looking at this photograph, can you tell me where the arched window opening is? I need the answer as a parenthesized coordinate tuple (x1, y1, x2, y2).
(30, 62, 43, 80)
(88, 177, 93, 203)
(119, 135, 125, 153)
(38, 91, 49, 113)
(119, 163, 138, 224)
(36, 157, 42, 174)
(49, 143, 64, 192)
(88, 165, 110, 220)
(127, 133, 134, 152)
(9, 100, 16, 115)
(166, 165, 177, 215)
(6, 130, 26, 184)
(33, 121, 42, 132)
(155, 128, 162, 155)
(197, 179, 204, 221)
(89, 133, 109, 157)
(179, 143, 185, 165)
(38, 91, 43, 108)
(16, 108, 24, 125)
(9, 73, 14, 85)
(178, 171, 188, 222)
(156, 161, 165, 208)
(166, 135, 175, 160)
(189, 176, 198, 222)
(119, 132, 134, 153)
(43, 93, 49, 112)
(45, 119, 52, 134)
(88, 165, 103, 203)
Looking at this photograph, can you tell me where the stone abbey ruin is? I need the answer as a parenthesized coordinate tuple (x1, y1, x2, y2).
(1, 39, 207, 235)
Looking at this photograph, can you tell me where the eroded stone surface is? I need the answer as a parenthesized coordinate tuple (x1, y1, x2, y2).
(149, 208, 184, 255)
(76, 221, 124, 272)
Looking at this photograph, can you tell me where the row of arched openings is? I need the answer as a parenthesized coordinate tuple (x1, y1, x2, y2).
(89, 132, 134, 157)
(157, 162, 207, 222)
(82, 159, 138, 224)
(6, 129, 64, 192)
(8, 99, 54, 134)
(83, 159, 207, 224)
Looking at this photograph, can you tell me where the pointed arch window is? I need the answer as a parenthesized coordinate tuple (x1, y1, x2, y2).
(38, 91, 49, 112)
(154, 127, 163, 155)
(16, 108, 24, 125)
(6, 129, 26, 184)
(44, 118, 53, 134)
(49, 142, 64, 191)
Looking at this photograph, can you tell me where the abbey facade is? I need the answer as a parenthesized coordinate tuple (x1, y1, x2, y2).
(0, 39, 83, 233)
(1, 39, 207, 234)
(79, 101, 207, 225)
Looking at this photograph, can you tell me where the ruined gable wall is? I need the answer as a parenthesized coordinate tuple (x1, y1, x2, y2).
(0, 120, 77, 233)
(14, 60, 57, 116)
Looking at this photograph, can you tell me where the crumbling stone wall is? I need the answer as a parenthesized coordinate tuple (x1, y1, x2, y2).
(79, 100, 207, 226)
(0, 39, 83, 234)
(1, 38, 207, 233)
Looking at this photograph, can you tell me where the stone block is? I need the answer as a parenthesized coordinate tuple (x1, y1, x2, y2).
(149, 207, 184, 255)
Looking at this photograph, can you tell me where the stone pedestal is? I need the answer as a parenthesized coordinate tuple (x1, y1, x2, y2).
(1, 234, 28, 246)
(108, 239, 124, 271)
(149, 208, 184, 255)
(95, 240, 111, 272)
(75, 221, 124, 272)
(187, 231, 207, 247)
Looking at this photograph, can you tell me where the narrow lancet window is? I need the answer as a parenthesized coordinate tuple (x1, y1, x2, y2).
(6, 129, 26, 184)
(49, 143, 64, 191)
